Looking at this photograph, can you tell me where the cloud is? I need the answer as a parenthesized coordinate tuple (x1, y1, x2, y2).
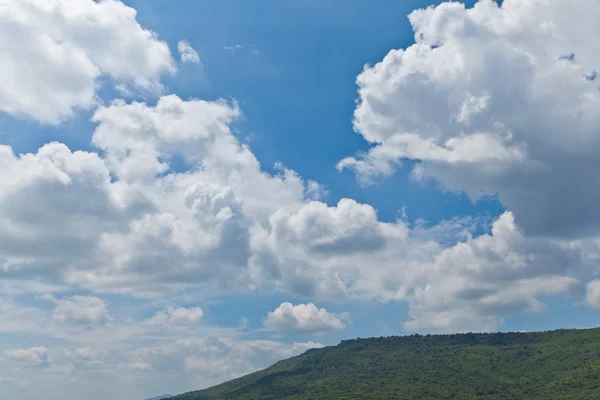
(403, 212, 584, 332)
(339, 0, 600, 238)
(263, 302, 347, 334)
(64, 347, 108, 361)
(45, 295, 113, 326)
(0, 0, 175, 123)
(224, 44, 260, 55)
(0, 280, 69, 296)
(178, 40, 201, 64)
(585, 281, 600, 308)
(0, 94, 315, 298)
(117, 361, 152, 371)
(134, 336, 321, 385)
(258, 207, 589, 332)
(0, 297, 51, 334)
(4, 346, 50, 366)
(0, 92, 597, 333)
(149, 305, 204, 325)
(0, 0, 598, 336)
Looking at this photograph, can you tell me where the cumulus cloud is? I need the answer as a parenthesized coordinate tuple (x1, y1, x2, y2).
(0, 94, 315, 298)
(339, 0, 600, 238)
(178, 40, 201, 64)
(263, 302, 347, 334)
(0, 97, 595, 333)
(403, 213, 584, 332)
(0, 0, 175, 123)
(149, 305, 204, 325)
(260, 208, 589, 332)
(585, 281, 600, 308)
(0, 91, 596, 333)
(4, 346, 50, 366)
(44, 295, 113, 326)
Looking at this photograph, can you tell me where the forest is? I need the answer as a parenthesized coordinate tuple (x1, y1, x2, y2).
(170, 328, 600, 399)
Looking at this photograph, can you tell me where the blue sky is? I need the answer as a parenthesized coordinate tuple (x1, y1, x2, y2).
(1, 0, 599, 399)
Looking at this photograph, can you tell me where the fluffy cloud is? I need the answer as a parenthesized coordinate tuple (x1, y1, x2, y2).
(339, 0, 600, 238)
(403, 212, 584, 332)
(0, 0, 175, 123)
(178, 40, 201, 64)
(4, 346, 50, 366)
(149, 305, 204, 325)
(1, 105, 595, 334)
(45, 295, 113, 326)
(585, 281, 600, 308)
(263, 302, 347, 334)
(0, 91, 596, 333)
(260, 206, 589, 332)
(0, 94, 315, 297)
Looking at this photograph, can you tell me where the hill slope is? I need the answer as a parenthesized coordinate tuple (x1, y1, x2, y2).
(171, 328, 600, 400)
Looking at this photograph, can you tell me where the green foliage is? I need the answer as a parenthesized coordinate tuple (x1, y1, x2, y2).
(170, 328, 600, 400)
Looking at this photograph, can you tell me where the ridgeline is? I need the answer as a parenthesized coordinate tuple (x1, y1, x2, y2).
(170, 328, 600, 399)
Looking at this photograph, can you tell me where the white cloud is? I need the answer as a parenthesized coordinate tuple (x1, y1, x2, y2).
(45, 295, 113, 326)
(149, 305, 204, 325)
(0, 94, 313, 297)
(0, 0, 175, 123)
(0, 297, 51, 334)
(117, 361, 152, 371)
(258, 206, 589, 332)
(64, 347, 107, 361)
(4, 346, 50, 366)
(339, 0, 600, 238)
(264, 302, 347, 334)
(178, 40, 201, 64)
(0, 92, 596, 334)
(586, 281, 600, 308)
(0, 280, 69, 296)
(403, 212, 584, 332)
(224, 44, 260, 55)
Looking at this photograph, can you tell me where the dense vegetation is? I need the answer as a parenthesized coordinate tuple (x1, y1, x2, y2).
(170, 328, 600, 399)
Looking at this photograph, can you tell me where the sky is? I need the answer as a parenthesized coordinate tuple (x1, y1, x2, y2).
(1, 0, 600, 399)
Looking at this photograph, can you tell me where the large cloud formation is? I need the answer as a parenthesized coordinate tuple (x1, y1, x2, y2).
(0, 93, 594, 333)
(339, 0, 600, 239)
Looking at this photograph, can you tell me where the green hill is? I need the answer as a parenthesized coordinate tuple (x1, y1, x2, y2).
(170, 328, 600, 400)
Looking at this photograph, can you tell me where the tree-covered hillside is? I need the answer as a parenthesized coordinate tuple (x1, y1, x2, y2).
(170, 328, 600, 400)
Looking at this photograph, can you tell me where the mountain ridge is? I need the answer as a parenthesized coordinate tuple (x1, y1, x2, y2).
(170, 327, 600, 399)
(144, 394, 172, 400)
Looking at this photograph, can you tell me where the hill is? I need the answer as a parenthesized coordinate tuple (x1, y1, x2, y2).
(170, 328, 600, 400)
